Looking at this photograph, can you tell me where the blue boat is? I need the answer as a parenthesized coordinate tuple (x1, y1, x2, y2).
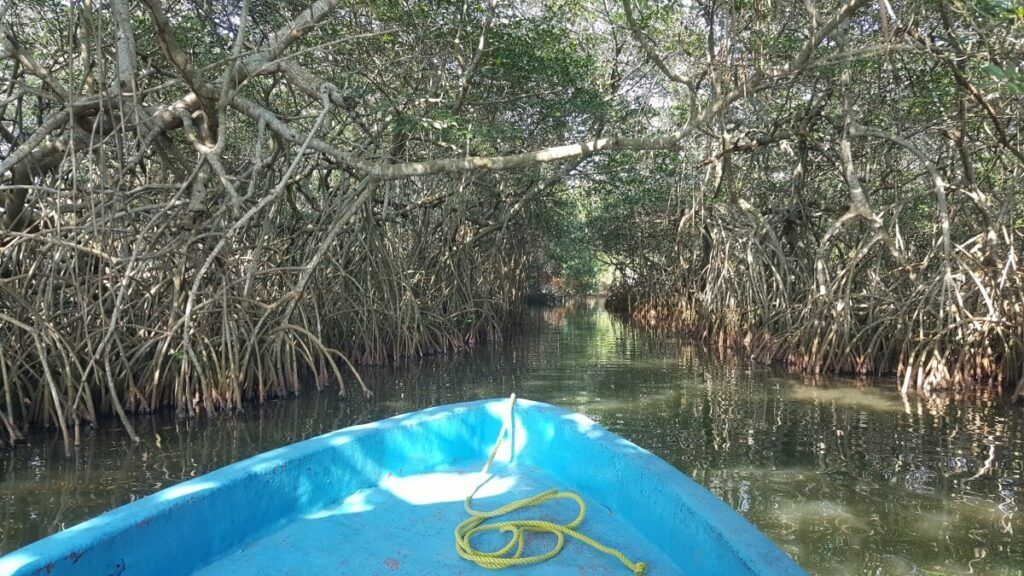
(0, 398, 805, 575)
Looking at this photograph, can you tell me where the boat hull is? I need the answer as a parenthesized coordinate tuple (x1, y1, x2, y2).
(0, 399, 805, 575)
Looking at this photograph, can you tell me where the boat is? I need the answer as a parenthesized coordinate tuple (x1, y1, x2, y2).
(0, 397, 805, 575)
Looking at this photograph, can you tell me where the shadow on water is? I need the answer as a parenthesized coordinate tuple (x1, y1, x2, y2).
(2, 299, 1024, 574)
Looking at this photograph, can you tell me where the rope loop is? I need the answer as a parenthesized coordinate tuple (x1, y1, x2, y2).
(454, 487, 646, 574)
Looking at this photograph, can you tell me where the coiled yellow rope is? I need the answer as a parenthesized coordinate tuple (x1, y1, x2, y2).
(454, 487, 647, 575)
(453, 395, 646, 575)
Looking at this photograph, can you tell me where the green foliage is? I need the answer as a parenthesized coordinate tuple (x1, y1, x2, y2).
(982, 63, 1024, 94)
(525, 183, 609, 296)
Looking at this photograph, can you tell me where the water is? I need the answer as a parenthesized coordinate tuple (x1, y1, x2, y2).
(2, 301, 1023, 574)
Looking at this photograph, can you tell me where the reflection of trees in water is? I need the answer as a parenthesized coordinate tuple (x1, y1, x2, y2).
(661, 346, 1023, 573)
(1, 306, 1022, 572)
(541, 307, 565, 327)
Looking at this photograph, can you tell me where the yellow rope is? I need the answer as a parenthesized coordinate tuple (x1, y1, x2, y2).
(454, 487, 647, 575)
(455, 395, 645, 574)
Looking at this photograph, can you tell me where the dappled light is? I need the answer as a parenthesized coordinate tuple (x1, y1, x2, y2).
(380, 472, 517, 506)
(0, 551, 37, 575)
(305, 489, 376, 519)
(154, 481, 219, 503)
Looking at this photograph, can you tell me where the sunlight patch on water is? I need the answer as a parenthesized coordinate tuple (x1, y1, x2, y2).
(716, 465, 822, 484)
(775, 499, 872, 535)
(787, 384, 904, 412)
(949, 495, 1018, 529)
(911, 509, 955, 539)
(549, 390, 684, 416)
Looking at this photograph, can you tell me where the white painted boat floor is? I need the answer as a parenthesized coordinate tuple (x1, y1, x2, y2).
(194, 462, 683, 575)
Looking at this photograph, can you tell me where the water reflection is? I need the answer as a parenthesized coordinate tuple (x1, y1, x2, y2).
(1, 300, 1023, 574)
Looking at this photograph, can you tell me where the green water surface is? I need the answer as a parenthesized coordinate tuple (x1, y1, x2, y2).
(2, 302, 1022, 574)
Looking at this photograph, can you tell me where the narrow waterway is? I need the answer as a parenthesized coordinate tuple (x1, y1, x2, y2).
(2, 302, 1022, 574)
